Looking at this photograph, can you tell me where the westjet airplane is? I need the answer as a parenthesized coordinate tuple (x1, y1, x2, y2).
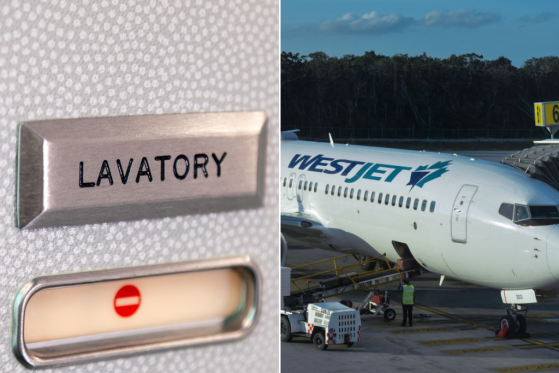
(281, 131, 559, 334)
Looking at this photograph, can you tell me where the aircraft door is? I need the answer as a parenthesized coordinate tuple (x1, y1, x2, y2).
(451, 185, 478, 243)
(286, 172, 296, 200)
(296, 174, 306, 203)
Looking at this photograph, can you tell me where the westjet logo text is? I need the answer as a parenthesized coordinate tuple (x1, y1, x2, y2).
(288, 154, 451, 187)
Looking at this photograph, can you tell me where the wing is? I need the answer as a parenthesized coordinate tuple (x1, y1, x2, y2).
(281, 212, 334, 250)
(281, 212, 385, 256)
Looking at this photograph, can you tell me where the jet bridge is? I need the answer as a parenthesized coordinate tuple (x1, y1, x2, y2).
(288, 254, 424, 300)
(501, 145, 559, 192)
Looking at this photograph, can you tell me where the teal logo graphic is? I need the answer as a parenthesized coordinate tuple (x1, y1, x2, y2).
(407, 161, 451, 190)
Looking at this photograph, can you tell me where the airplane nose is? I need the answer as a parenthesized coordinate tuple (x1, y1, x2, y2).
(547, 226, 559, 282)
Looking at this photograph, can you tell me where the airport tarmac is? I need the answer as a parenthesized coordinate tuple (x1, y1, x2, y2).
(282, 247, 559, 373)
(281, 149, 559, 373)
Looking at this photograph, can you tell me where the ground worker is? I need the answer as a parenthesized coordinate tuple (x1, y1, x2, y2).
(400, 278, 415, 327)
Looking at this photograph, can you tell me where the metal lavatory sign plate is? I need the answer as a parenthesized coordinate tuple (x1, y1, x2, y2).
(16, 112, 267, 229)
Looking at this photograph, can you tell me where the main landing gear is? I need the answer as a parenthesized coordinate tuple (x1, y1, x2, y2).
(358, 255, 390, 271)
(498, 304, 528, 338)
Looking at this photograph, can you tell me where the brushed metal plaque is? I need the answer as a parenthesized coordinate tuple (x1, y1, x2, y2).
(12, 255, 259, 368)
(16, 112, 267, 229)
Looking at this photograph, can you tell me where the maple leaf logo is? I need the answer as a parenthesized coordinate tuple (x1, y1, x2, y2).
(406, 161, 451, 190)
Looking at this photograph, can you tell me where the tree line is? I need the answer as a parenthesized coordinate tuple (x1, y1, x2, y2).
(281, 51, 559, 139)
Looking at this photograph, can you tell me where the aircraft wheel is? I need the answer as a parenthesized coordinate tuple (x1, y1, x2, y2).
(384, 308, 396, 321)
(360, 256, 376, 271)
(516, 315, 527, 334)
(313, 332, 328, 350)
(340, 299, 353, 308)
(377, 260, 390, 270)
(281, 316, 292, 342)
(500, 315, 516, 333)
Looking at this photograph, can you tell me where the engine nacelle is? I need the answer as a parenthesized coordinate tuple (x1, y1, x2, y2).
(281, 234, 288, 266)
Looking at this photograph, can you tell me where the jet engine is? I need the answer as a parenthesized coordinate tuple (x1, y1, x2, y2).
(281, 234, 288, 266)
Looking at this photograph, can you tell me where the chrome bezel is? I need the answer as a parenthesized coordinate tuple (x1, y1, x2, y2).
(12, 255, 260, 369)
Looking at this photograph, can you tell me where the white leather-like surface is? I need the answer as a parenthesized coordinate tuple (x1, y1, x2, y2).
(0, 0, 279, 371)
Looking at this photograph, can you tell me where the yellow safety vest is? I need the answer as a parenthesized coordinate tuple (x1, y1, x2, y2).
(402, 285, 414, 305)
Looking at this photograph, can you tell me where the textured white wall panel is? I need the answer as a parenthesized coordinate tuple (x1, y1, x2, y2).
(0, 0, 279, 372)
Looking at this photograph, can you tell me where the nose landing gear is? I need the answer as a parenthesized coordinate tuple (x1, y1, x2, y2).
(498, 304, 529, 338)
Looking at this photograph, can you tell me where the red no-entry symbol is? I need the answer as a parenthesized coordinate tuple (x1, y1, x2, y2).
(114, 285, 141, 317)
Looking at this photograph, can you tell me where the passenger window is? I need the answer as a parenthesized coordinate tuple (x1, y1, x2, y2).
(331, 185, 335, 196)
(371, 192, 375, 202)
(364, 191, 368, 202)
(314, 183, 318, 193)
(344, 187, 348, 198)
(350, 188, 354, 199)
(283, 178, 286, 187)
(430, 201, 436, 213)
(338, 186, 342, 197)
(378, 193, 383, 204)
(406, 197, 411, 209)
(421, 200, 427, 211)
(413, 198, 419, 210)
(399, 196, 404, 208)
(392, 195, 397, 206)
(357, 190, 361, 200)
(385, 194, 390, 205)
(298, 180, 302, 190)
(304, 181, 308, 191)
(325, 184, 329, 194)
(289, 179, 293, 188)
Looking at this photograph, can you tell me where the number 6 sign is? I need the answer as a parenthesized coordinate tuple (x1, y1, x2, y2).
(535, 101, 559, 126)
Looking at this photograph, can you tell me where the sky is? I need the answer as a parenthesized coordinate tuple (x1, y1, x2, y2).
(281, 0, 559, 66)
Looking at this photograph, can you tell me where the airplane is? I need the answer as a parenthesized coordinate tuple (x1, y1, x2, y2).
(280, 130, 559, 335)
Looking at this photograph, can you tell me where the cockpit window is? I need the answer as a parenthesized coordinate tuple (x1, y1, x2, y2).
(499, 203, 514, 220)
(530, 206, 559, 219)
(514, 205, 530, 222)
(503, 203, 559, 226)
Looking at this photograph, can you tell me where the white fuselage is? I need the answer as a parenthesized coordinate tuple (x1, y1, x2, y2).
(281, 139, 559, 291)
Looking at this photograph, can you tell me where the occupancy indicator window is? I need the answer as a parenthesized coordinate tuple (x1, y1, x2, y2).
(13, 257, 258, 368)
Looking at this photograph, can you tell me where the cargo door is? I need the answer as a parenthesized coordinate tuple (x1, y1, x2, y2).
(451, 185, 478, 243)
